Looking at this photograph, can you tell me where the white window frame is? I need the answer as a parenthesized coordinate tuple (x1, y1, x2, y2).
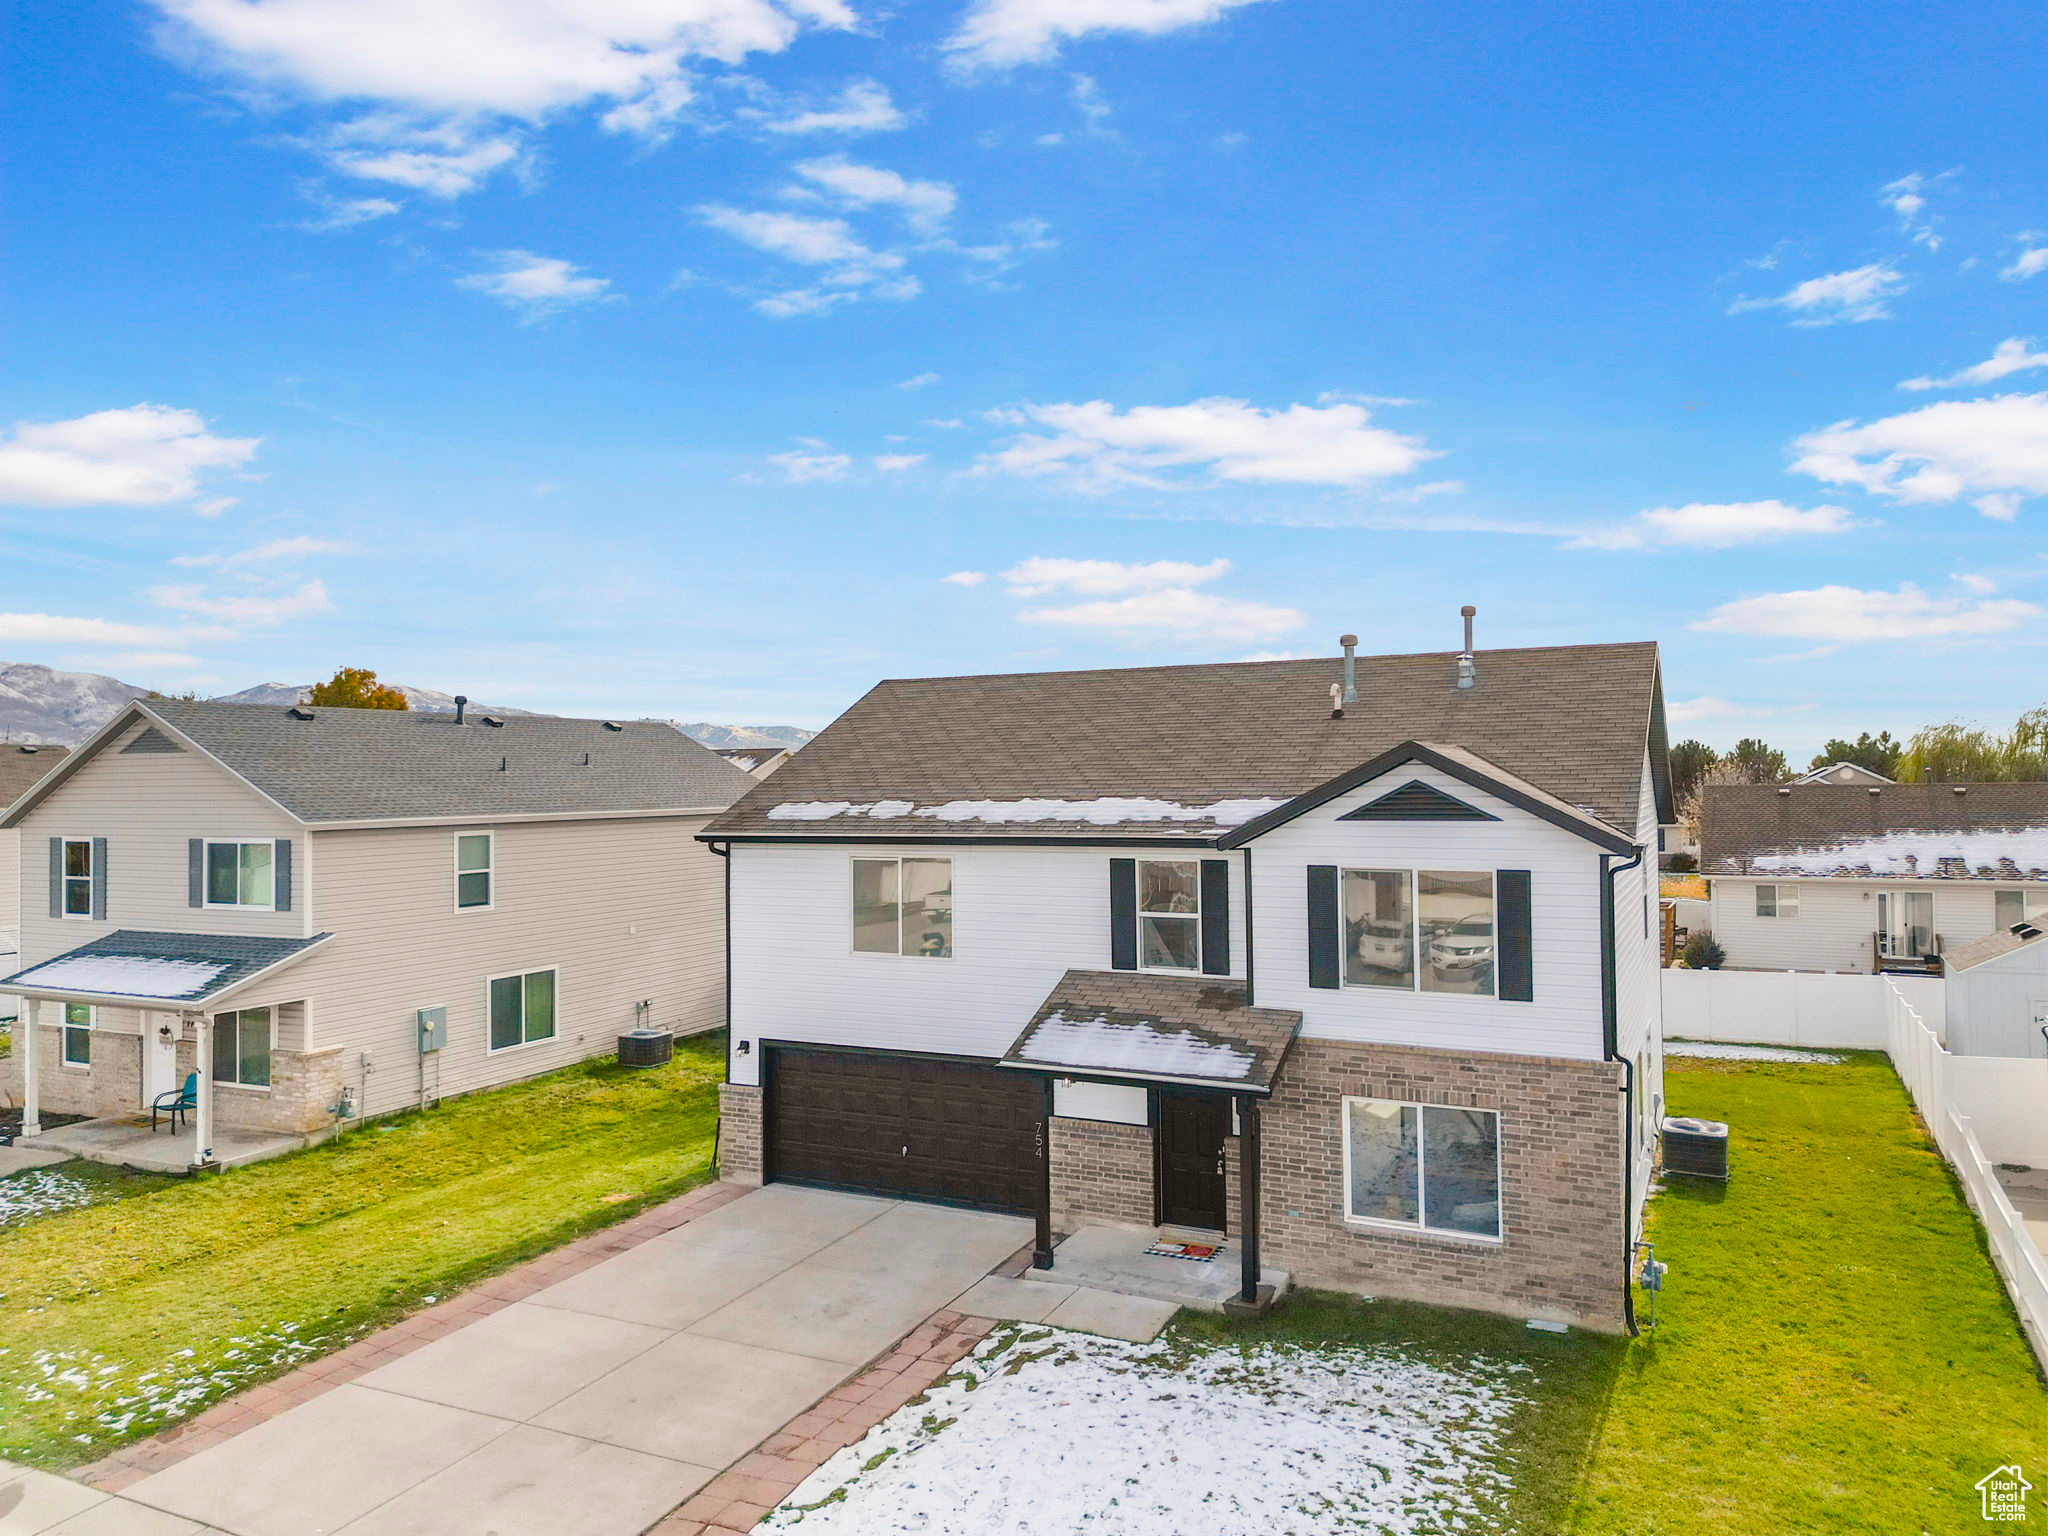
(1340, 1095, 1504, 1243)
(58, 836, 95, 920)
(849, 856, 954, 959)
(212, 1005, 274, 1091)
(455, 831, 495, 912)
(1135, 858, 1204, 974)
(60, 1002, 93, 1069)
(486, 965, 560, 1054)
(1993, 887, 2048, 929)
(1340, 867, 1500, 1001)
(1754, 882, 1798, 919)
(203, 838, 278, 911)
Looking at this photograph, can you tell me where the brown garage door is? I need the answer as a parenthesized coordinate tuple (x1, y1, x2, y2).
(765, 1048, 1044, 1214)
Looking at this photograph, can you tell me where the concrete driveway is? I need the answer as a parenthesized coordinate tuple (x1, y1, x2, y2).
(112, 1186, 1031, 1536)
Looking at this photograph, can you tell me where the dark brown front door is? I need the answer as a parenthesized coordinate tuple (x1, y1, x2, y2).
(1155, 1091, 1230, 1230)
(765, 1047, 1044, 1214)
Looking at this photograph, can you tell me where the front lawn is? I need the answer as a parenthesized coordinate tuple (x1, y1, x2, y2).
(0, 1034, 723, 1468)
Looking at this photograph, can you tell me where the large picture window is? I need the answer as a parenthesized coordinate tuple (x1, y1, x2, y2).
(456, 833, 493, 910)
(1344, 1097, 1501, 1239)
(1137, 860, 1200, 972)
(213, 1006, 272, 1087)
(62, 1002, 92, 1067)
(852, 857, 953, 957)
(60, 838, 94, 918)
(1342, 869, 1496, 997)
(489, 969, 557, 1051)
(205, 841, 276, 909)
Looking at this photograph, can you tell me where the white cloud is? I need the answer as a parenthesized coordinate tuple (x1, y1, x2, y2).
(0, 404, 258, 509)
(755, 79, 906, 134)
(1790, 393, 2048, 515)
(698, 203, 921, 316)
(1001, 556, 1230, 595)
(2002, 238, 2048, 282)
(1378, 478, 1463, 504)
(299, 194, 401, 230)
(149, 578, 334, 625)
(65, 650, 205, 672)
(1665, 696, 1813, 724)
(329, 135, 520, 196)
(1694, 582, 2040, 642)
(767, 449, 853, 482)
(1881, 171, 1952, 250)
(898, 372, 940, 390)
(1899, 337, 2048, 391)
(975, 396, 1437, 490)
(1069, 72, 1112, 133)
(873, 453, 925, 471)
(1728, 262, 1907, 325)
(944, 0, 1268, 70)
(0, 613, 218, 647)
(789, 157, 956, 233)
(1574, 500, 1862, 550)
(1018, 588, 1302, 641)
(457, 251, 616, 317)
(941, 570, 987, 586)
(172, 535, 353, 570)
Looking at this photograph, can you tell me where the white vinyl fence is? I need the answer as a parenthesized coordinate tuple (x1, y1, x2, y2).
(1882, 979, 2048, 1371)
(1661, 968, 1944, 1050)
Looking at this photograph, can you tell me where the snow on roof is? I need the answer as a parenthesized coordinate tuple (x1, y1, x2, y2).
(12, 954, 228, 1000)
(763, 795, 1289, 830)
(1017, 1010, 1255, 1080)
(1750, 825, 2048, 880)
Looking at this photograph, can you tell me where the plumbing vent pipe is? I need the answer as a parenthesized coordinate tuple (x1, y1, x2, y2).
(1456, 605, 1477, 690)
(453, 695, 468, 725)
(1339, 634, 1358, 705)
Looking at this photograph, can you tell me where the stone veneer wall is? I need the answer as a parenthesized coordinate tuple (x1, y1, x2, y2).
(1, 1026, 345, 1135)
(1048, 1116, 1154, 1230)
(718, 1083, 763, 1185)
(4, 1026, 143, 1119)
(1253, 1036, 1628, 1332)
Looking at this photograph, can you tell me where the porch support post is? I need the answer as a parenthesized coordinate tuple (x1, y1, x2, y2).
(1033, 1076, 1056, 1270)
(19, 997, 42, 1139)
(1237, 1093, 1262, 1305)
(191, 1013, 215, 1169)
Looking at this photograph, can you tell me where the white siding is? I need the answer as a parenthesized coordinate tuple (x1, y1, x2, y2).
(1707, 877, 2017, 973)
(1248, 763, 1611, 1061)
(1946, 949, 2048, 1058)
(727, 842, 1247, 1086)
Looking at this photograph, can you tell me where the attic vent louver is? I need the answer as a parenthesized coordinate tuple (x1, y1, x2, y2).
(121, 727, 184, 755)
(16, 745, 40, 755)
(287, 707, 314, 721)
(1340, 780, 1499, 823)
(482, 716, 505, 728)
(603, 721, 624, 732)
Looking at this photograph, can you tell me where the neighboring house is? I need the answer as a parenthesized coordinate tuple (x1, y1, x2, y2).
(1700, 782, 2048, 974)
(0, 743, 71, 1022)
(0, 701, 753, 1140)
(1794, 761, 1893, 786)
(712, 745, 793, 778)
(1940, 924, 2048, 1058)
(703, 638, 1670, 1333)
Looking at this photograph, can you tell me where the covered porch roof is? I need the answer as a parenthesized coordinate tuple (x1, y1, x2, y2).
(0, 929, 333, 1010)
(996, 969, 1302, 1095)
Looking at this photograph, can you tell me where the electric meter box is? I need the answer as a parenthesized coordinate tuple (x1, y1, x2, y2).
(417, 1007, 448, 1052)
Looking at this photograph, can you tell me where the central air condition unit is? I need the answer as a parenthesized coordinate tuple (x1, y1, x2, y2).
(617, 1028, 674, 1068)
(1661, 1116, 1730, 1181)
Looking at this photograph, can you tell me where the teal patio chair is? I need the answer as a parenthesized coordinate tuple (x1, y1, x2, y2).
(152, 1072, 198, 1132)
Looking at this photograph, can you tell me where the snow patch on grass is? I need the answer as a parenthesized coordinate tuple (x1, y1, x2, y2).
(0, 1168, 107, 1227)
(1666, 1040, 1844, 1063)
(764, 1326, 1528, 1534)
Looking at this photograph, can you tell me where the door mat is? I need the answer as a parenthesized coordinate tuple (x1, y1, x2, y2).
(1144, 1240, 1220, 1263)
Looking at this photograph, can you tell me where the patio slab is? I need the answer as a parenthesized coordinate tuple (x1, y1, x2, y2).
(354, 1303, 669, 1420)
(1042, 1288, 1181, 1343)
(525, 1238, 793, 1331)
(0, 1146, 72, 1176)
(16, 1118, 304, 1175)
(1023, 1224, 1290, 1312)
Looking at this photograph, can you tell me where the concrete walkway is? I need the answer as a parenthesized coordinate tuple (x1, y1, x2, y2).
(105, 1186, 1031, 1536)
(17, 1118, 304, 1174)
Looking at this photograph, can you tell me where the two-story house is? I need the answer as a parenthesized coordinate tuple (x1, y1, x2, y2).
(700, 635, 1670, 1333)
(1, 700, 752, 1150)
(1, 742, 69, 1025)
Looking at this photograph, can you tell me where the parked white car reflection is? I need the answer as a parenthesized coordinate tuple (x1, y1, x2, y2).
(1425, 914, 1494, 977)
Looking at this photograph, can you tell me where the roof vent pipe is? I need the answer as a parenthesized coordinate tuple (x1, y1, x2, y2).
(1339, 634, 1358, 705)
(453, 695, 468, 726)
(1456, 605, 1477, 690)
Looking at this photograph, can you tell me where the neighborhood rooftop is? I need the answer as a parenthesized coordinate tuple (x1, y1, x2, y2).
(3, 700, 757, 827)
(1701, 781, 2048, 880)
(0, 741, 69, 810)
(0, 929, 333, 1006)
(703, 641, 1667, 842)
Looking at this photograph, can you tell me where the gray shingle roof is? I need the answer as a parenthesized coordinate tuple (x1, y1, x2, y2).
(112, 701, 757, 824)
(0, 929, 332, 1005)
(1701, 782, 2048, 879)
(703, 641, 1665, 842)
(1942, 923, 2048, 974)
(0, 743, 68, 811)
(997, 969, 1302, 1093)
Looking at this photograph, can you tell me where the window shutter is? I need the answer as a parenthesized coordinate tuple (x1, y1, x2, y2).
(1108, 858, 1138, 971)
(1199, 859, 1231, 975)
(90, 838, 108, 921)
(48, 837, 63, 919)
(1307, 865, 1341, 990)
(1497, 869, 1533, 1002)
(274, 839, 293, 912)
(188, 839, 205, 908)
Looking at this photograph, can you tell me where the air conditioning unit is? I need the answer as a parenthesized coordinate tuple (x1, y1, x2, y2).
(1661, 1116, 1729, 1181)
(617, 1028, 674, 1068)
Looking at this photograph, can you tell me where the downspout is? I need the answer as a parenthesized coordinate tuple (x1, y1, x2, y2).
(709, 839, 730, 1182)
(1600, 846, 1647, 1337)
(1241, 847, 1255, 1006)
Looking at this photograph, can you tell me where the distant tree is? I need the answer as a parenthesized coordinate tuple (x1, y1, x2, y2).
(305, 668, 409, 711)
(144, 689, 200, 702)
(1895, 708, 2048, 782)
(1810, 730, 1901, 779)
(1722, 738, 1790, 785)
(1668, 739, 1719, 806)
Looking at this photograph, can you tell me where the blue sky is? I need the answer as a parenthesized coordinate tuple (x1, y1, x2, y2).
(7, 0, 2048, 755)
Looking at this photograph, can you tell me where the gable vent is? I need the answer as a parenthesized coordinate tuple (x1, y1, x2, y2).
(1338, 779, 1500, 823)
(121, 726, 185, 755)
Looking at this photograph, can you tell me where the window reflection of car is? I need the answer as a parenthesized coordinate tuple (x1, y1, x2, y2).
(1426, 915, 1493, 975)
(1352, 920, 1408, 969)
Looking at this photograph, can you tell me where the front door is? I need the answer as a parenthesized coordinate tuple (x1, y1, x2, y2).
(140, 1014, 180, 1108)
(1155, 1091, 1230, 1230)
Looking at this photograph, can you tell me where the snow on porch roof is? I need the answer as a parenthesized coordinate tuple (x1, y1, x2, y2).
(997, 969, 1302, 1093)
(1, 929, 333, 1006)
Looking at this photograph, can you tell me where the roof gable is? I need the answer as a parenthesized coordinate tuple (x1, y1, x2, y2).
(1337, 779, 1499, 824)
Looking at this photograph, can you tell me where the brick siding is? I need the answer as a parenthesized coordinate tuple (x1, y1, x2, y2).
(1048, 1116, 1153, 1229)
(718, 1082, 763, 1185)
(2, 1027, 344, 1135)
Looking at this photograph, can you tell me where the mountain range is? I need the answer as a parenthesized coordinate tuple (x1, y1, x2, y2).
(0, 662, 816, 752)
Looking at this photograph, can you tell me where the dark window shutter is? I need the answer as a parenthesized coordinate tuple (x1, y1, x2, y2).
(1199, 859, 1231, 975)
(274, 839, 293, 912)
(1108, 858, 1138, 971)
(1307, 865, 1341, 990)
(90, 838, 108, 921)
(1497, 869, 1533, 1001)
(48, 837, 63, 919)
(188, 839, 205, 907)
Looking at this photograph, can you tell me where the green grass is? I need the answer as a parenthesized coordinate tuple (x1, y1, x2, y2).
(0, 1033, 724, 1468)
(1194, 1051, 2046, 1533)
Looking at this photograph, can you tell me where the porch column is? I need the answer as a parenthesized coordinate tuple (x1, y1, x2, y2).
(1237, 1094, 1262, 1305)
(1033, 1077, 1056, 1270)
(191, 1013, 215, 1169)
(19, 997, 42, 1139)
